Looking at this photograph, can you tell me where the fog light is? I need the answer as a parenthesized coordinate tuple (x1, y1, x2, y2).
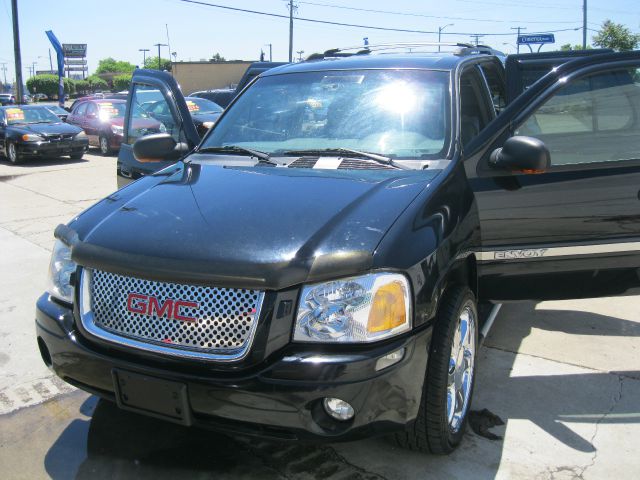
(375, 347, 405, 371)
(323, 397, 354, 421)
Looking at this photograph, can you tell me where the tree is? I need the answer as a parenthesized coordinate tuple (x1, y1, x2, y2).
(113, 74, 132, 91)
(26, 75, 59, 97)
(210, 52, 226, 62)
(87, 75, 109, 92)
(560, 43, 592, 51)
(96, 57, 136, 74)
(75, 79, 90, 95)
(144, 57, 172, 71)
(592, 20, 640, 51)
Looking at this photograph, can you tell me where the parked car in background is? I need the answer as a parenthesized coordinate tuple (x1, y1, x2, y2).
(45, 105, 70, 122)
(68, 93, 129, 113)
(0, 105, 88, 163)
(33, 93, 48, 101)
(144, 96, 223, 137)
(189, 61, 288, 108)
(0, 93, 16, 106)
(66, 99, 163, 155)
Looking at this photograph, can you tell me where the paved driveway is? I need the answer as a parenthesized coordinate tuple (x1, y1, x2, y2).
(0, 152, 638, 479)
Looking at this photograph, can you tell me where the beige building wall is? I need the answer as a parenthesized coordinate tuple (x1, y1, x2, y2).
(172, 61, 252, 94)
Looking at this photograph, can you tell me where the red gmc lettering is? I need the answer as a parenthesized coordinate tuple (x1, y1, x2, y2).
(126, 293, 199, 323)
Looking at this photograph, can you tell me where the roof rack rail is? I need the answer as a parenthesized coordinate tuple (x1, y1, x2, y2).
(306, 42, 503, 61)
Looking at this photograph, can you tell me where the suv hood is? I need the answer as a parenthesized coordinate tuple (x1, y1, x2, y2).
(67, 162, 442, 290)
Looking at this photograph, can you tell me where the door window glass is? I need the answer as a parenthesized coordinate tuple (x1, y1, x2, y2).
(459, 68, 492, 147)
(74, 102, 88, 116)
(479, 62, 506, 114)
(127, 84, 174, 143)
(516, 66, 640, 165)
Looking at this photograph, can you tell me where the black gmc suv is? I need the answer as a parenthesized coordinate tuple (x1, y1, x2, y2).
(37, 45, 640, 454)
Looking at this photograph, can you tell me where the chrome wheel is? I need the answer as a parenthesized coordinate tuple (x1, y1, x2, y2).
(446, 304, 476, 433)
(7, 142, 18, 163)
(99, 136, 109, 155)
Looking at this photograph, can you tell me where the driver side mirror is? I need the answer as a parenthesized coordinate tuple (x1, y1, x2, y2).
(489, 136, 550, 174)
(133, 133, 190, 163)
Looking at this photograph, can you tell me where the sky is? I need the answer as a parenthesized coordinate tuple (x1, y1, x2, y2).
(0, 0, 638, 83)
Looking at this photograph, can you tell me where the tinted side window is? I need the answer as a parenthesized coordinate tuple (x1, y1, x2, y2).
(459, 68, 492, 147)
(516, 67, 640, 165)
(74, 102, 88, 116)
(127, 84, 177, 143)
(86, 103, 97, 116)
(479, 62, 506, 114)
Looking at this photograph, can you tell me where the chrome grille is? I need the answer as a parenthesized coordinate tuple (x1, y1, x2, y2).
(80, 269, 264, 361)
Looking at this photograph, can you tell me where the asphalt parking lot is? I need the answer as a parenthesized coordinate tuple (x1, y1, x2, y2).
(0, 151, 638, 479)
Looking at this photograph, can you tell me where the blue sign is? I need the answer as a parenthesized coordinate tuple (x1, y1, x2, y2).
(45, 30, 65, 107)
(518, 34, 555, 45)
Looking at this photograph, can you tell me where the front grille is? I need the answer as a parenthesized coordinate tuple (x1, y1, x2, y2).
(46, 133, 74, 141)
(80, 269, 265, 361)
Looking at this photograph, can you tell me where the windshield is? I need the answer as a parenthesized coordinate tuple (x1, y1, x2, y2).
(46, 105, 67, 115)
(5, 107, 61, 125)
(186, 98, 223, 115)
(202, 69, 450, 159)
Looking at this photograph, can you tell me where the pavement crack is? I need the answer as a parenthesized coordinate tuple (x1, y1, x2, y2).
(579, 374, 624, 478)
(483, 344, 640, 381)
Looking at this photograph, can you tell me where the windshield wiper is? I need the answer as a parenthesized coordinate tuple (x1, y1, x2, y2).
(282, 148, 409, 170)
(197, 145, 277, 165)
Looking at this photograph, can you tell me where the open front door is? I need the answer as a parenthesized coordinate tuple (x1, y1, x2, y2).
(466, 50, 640, 302)
(116, 69, 200, 188)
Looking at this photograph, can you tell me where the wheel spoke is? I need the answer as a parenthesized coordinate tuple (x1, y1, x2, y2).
(447, 304, 476, 433)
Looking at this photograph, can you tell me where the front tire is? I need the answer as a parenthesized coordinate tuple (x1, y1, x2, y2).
(99, 136, 111, 156)
(394, 286, 478, 454)
(6, 141, 21, 164)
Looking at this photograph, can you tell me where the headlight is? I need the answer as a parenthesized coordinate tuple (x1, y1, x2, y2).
(46, 240, 77, 304)
(293, 272, 411, 343)
(21, 133, 43, 142)
(111, 125, 124, 136)
(74, 130, 87, 139)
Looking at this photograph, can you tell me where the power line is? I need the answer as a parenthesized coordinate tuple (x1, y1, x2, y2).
(290, 0, 587, 25)
(176, 0, 584, 37)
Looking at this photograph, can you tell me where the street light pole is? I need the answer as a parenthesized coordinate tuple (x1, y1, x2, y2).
(139, 48, 150, 67)
(582, 0, 587, 49)
(153, 43, 167, 70)
(438, 24, 454, 52)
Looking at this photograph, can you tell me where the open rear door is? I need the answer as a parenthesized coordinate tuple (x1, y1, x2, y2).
(505, 49, 613, 104)
(116, 69, 200, 188)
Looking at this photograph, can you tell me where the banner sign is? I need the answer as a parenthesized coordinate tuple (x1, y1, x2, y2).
(62, 43, 87, 57)
(45, 30, 65, 107)
(518, 34, 555, 45)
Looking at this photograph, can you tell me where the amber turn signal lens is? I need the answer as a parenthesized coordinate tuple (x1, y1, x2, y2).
(367, 281, 407, 332)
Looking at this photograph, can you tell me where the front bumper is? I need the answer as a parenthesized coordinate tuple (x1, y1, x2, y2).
(36, 293, 431, 441)
(18, 139, 89, 156)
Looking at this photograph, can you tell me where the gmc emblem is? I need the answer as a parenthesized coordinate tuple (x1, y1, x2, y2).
(126, 293, 199, 323)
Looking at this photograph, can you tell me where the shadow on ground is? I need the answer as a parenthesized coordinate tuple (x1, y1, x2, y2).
(38, 302, 640, 479)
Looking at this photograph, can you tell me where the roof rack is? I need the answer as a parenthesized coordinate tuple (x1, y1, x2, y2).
(306, 42, 506, 61)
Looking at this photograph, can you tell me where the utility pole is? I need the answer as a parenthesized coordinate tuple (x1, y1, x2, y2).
(511, 26, 526, 54)
(288, 1, 297, 63)
(11, 0, 24, 104)
(48, 48, 53, 71)
(139, 48, 150, 67)
(470, 34, 484, 46)
(264, 43, 272, 62)
(438, 24, 454, 52)
(582, 0, 587, 49)
(153, 43, 167, 70)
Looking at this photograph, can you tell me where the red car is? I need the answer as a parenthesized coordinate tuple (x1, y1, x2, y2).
(67, 99, 164, 155)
